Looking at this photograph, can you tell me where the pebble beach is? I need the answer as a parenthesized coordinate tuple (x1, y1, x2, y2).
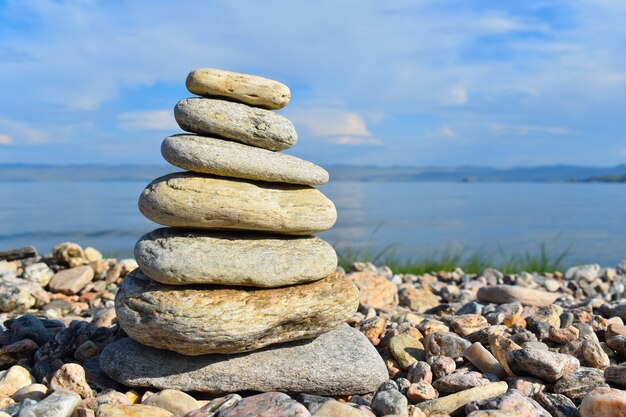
(0, 242, 624, 417)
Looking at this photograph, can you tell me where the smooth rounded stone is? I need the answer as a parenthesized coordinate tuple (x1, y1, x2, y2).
(604, 365, 626, 387)
(579, 387, 626, 417)
(371, 389, 408, 417)
(416, 381, 508, 416)
(424, 332, 471, 359)
(175, 98, 297, 151)
(52, 242, 85, 265)
(116, 269, 357, 355)
(313, 400, 368, 417)
(465, 389, 550, 417)
(19, 389, 81, 417)
(349, 271, 399, 312)
(565, 264, 600, 282)
(23, 262, 54, 286)
(138, 172, 336, 235)
(406, 382, 438, 403)
(100, 325, 387, 395)
(506, 349, 579, 383)
(554, 367, 609, 404)
(8, 314, 51, 345)
(135, 228, 337, 287)
(142, 389, 199, 416)
(217, 392, 309, 417)
(389, 333, 425, 370)
(96, 404, 174, 417)
(11, 383, 48, 402)
(433, 371, 491, 395)
(186, 68, 290, 110)
(606, 335, 626, 356)
(407, 361, 433, 384)
(429, 356, 456, 379)
(0, 365, 35, 396)
(295, 394, 332, 414)
(0, 276, 50, 312)
(49, 265, 94, 295)
(49, 363, 93, 399)
(534, 392, 580, 417)
(397, 286, 440, 312)
(464, 342, 506, 378)
(477, 285, 560, 307)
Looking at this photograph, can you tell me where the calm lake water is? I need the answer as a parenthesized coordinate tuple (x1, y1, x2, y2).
(1, 181, 625, 266)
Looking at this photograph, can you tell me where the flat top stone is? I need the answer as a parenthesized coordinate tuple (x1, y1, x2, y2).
(99, 325, 388, 396)
(186, 68, 291, 110)
(116, 269, 359, 355)
(477, 285, 560, 307)
(138, 172, 336, 235)
(48, 265, 94, 295)
(134, 228, 337, 287)
(162, 134, 328, 185)
(175, 97, 297, 151)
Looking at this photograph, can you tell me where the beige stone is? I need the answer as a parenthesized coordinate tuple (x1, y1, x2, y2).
(175, 98, 296, 151)
(0, 365, 35, 396)
(96, 404, 173, 417)
(349, 271, 398, 312)
(186, 68, 290, 110)
(416, 382, 508, 416)
(49, 265, 94, 295)
(579, 387, 626, 417)
(389, 333, 425, 369)
(142, 389, 199, 416)
(116, 269, 358, 355)
(162, 134, 328, 185)
(138, 172, 336, 235)
(314, 400, 368, 417)
(135, 228, 337, 287)
(477, 285, 560, 307)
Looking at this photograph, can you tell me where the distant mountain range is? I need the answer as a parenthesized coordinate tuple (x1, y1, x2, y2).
(1, 163, 626, 183)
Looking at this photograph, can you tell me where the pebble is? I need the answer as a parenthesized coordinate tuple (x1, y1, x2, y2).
(554, 367, 609, 404)
(19, 389, 81, 417)
(406, 382, 438, 403)
(432, 371, 491, 395)
(506, 348, 580, 383)
(0, 276, 50, 312)
(407, 361, 433, 384)
(134, 228, 337, 287)
(185, 68, 291, 110)
(429, 355, 456, 379)
(0, 339, 39, 367)
(162, 134, 327, 185)
(0, 365, 35, 396)
(534, 392, 580, 417)
(138, 172, 336, 235)
(477, 285, 560, 307)
(216, 392, 310, 417)
(579, 387, 626, 417)
(451, 314, 489, 337)
(142, 389, 199, 416)
(52, 242, 86, 265)
(11, 383, 47, 402)
(604, 364, 626, 387)
(23, 262, 54, 286)
(174, 97, 297, 151)
(49, 363, 93, 398)
(100, 325, 387, 395)
(463, 342, 505, 378)
(350, 271, 399, 312)
(424, 332, 471, 359)
(416, 381, 508, 416)
(313, 400, 368, 417)
(565, 264, 601, 282)
(465, 389, 550, 417)
(371, 389, 408, 417)
(397, 286, 440, 312)
(185, 393, 241, 417)
(115, 269, 358, 355)
(389, 333, 425, 369)
(96, 404, 174, 417)
(48, 265, 94, 295)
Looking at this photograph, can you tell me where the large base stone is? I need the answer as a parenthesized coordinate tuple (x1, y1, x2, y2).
(99, 325, 387, 395)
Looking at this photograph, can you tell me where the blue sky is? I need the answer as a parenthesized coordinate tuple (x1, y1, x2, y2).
(1, 0, 625, 167)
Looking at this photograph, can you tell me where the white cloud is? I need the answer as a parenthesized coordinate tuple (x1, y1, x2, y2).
(0, 117, 48, 144)
(445, 83, 469, 105)
(424, 126, 457, 140)
(289, 109, 381, 146)
(118, 110, 178, 130)
(490, 124, 574, 136)
(0, 134, 13, 145)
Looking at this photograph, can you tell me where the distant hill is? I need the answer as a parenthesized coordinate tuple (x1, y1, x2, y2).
(1, 163, 626, 183)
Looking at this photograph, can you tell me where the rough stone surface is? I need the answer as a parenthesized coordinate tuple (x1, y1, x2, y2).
(217, 392, 310, 417)
(162, 134, 327, 185)
(424, 332, 471, 359)
(604, 365, 626, 387)
(49, 266, 94, 295)
(371, 389, 408, 417)
(138, 172, 336, 235)
(416, 381, 508, 416)
(175, 98, 297, 151)
(554, 367, 609, 404)
(19, 389, 81, 417)
(116, 269, 358, 355)
(389, 333, 425, 369)
(186, 68, 291, 110)
(23, 262, 54, 286)
(49, 363, 93, 398)
(535, 392, 580, 417)
(477, 285, 560, 307)
(135, 228, 337, 287)
(579, 387, 626, 417)
(0, 276, 49, 312)
(185, 394, 241, 417)
(432, 371, 491, 395)
(465, 389, 550, 417)
(350, 272, 398, 312)
(506, 349, 580, 383)
(311, 400, 366, 417)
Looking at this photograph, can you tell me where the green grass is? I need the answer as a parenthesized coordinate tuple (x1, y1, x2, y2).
(337, 242, 572, 275)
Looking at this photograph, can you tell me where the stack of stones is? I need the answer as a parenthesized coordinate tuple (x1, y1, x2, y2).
(100, 68, 387, 395)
